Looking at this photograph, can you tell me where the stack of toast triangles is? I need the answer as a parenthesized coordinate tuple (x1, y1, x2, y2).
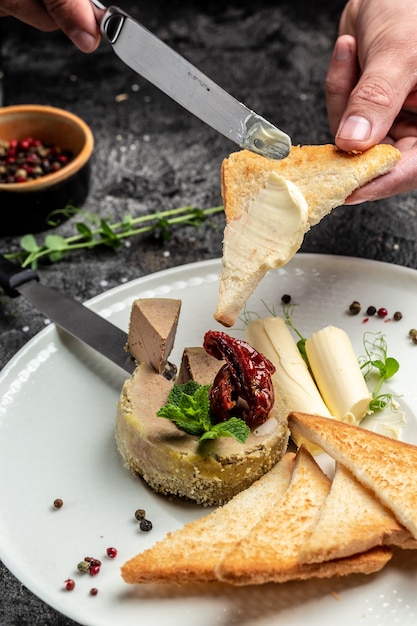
(121, 413, 417, 586)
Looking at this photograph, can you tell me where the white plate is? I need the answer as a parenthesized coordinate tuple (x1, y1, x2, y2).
(1, 254, 416, 626)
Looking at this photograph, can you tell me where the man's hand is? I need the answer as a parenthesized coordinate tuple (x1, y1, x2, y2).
(0, 0, 100, 52)
(326, 0, 417, 202)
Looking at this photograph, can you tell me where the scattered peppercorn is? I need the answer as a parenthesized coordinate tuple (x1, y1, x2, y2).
(413, 336, 417, 345)
(64, 578, 75, 591)
(89, 564, 101, 576)
(139, 519, 153, 532)
(409, 329, 417, 338)
(106, 547, 117, 559)
(393, 311, 403, 321)
(134, 508, 146, 521)
(84, 557, 101, 567)
(366, 306, 377, 316)
(77, 560, 90, 573)
(0, 137, 74, 184)
(281, 294, 291, 304)
(377, 307, 388, 318)
(53, 498, 63, 509)
(89, 588, 98, 596)
(349, 301, 361, 315)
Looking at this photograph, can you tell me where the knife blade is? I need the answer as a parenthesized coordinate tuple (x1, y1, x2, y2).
(0, 255, 136, 374)
(90, 0, 291, 160)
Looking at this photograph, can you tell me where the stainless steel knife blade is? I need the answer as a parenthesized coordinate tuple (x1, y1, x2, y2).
(0, 255, 135, 374)
(90, 0, 291, 160)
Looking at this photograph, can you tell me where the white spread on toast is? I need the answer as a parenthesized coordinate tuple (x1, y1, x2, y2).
(222, 172, 308, 277)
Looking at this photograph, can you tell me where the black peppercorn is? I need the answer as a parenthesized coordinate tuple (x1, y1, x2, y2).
(281, 294, 291, 304)
(139, 519, 153, 532)
(366, 306, 377, 316)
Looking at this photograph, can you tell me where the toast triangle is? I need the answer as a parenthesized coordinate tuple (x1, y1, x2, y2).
(215, 445, 392, 585)
(300, 463, 416, 564)
(215, 144, 400, 327)
(121, 452, 296, 584)
(288, 412, 417, 540)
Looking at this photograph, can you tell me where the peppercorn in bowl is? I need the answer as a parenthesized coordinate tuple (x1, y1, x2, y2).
(0, 104, 94, 236)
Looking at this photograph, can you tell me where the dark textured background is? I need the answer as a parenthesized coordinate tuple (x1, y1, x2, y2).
(1, 1, 417, 624)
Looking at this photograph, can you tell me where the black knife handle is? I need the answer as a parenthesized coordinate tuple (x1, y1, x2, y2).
(0, 255, 39, 297)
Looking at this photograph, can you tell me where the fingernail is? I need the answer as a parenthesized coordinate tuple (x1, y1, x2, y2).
(70, 30, 97, 52)
(335, 38, 352, 61)
(338, 115, 371, 141)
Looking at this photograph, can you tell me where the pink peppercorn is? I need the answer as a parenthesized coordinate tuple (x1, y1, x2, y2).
(106, 547, 118, 558)
(377, 307, 388, 318)
(89, 564, 101, 576)
(64, 579, 75, 591)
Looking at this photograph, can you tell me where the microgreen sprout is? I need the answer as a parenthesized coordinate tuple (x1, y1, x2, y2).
(5, 204, 224, 269)
(238, 300, 279, 327)
(282, 302, 308, 361)
(359, 332, 400, 412)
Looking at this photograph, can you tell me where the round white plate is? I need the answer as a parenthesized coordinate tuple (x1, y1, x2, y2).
(1, 254, 416, 626)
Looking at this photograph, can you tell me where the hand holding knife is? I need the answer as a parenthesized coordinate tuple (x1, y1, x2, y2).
(89, 0, 291, 160)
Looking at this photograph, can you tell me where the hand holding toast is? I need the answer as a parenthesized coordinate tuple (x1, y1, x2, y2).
(327, 0, 417, 201)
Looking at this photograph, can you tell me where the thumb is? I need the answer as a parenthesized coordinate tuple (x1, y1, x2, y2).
(43, 0, 100, 52)
(335, 45, 417, 152)
(335, 67, 408, 152)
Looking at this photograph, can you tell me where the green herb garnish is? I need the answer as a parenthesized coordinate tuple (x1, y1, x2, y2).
(5, 204, 223, 269)
(282, 302, 308, 362)
(157, 380, 250, 443)
(359, 332, 400, 412)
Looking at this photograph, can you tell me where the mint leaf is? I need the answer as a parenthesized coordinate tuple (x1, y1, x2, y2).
(167, 380, 203, 406)
(157, 403, 205, 436)
(199, 417, 250, 443)
(157, 382, 212, 436)
(157, 382, 250, 443)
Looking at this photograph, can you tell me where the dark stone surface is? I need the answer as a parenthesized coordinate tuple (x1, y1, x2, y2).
(1, 1, 416, 624)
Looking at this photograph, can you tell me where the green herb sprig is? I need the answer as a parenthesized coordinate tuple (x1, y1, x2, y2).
(359, 331, 400, 412)
(5, 204, 223, 269)
(282, 302, 308, 362)
(157, 380, 250, 443)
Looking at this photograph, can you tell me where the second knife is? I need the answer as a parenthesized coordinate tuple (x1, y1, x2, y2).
(90, 1, 291, 160)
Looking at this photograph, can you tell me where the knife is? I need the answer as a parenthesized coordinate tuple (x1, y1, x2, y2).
(0, 255, 136, 374)
(89, 0, 291, 160)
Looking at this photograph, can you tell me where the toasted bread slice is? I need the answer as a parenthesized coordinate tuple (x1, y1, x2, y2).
(221, 145, 400, 226)
(121, 452, 296, 584)
(288, 412, 417, 540)
(215, 144, 400, 327)
(300, 463, 416, 564)
(216, 445, 392, 585)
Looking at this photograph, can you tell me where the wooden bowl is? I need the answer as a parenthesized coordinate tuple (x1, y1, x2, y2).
(0, 105, 94, 236)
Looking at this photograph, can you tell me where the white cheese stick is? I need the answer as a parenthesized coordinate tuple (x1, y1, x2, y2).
(246, 316, 332, 453)
(305, 326, 372, 424)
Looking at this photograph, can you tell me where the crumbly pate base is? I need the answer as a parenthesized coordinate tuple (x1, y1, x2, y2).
(116, 362, 289, 506)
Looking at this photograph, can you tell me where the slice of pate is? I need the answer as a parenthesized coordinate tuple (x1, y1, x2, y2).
(177, 346, 225, 385)
(127, 298, 181, 373)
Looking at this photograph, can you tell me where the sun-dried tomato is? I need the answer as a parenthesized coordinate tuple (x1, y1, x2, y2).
(203, 330, 276, 428)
